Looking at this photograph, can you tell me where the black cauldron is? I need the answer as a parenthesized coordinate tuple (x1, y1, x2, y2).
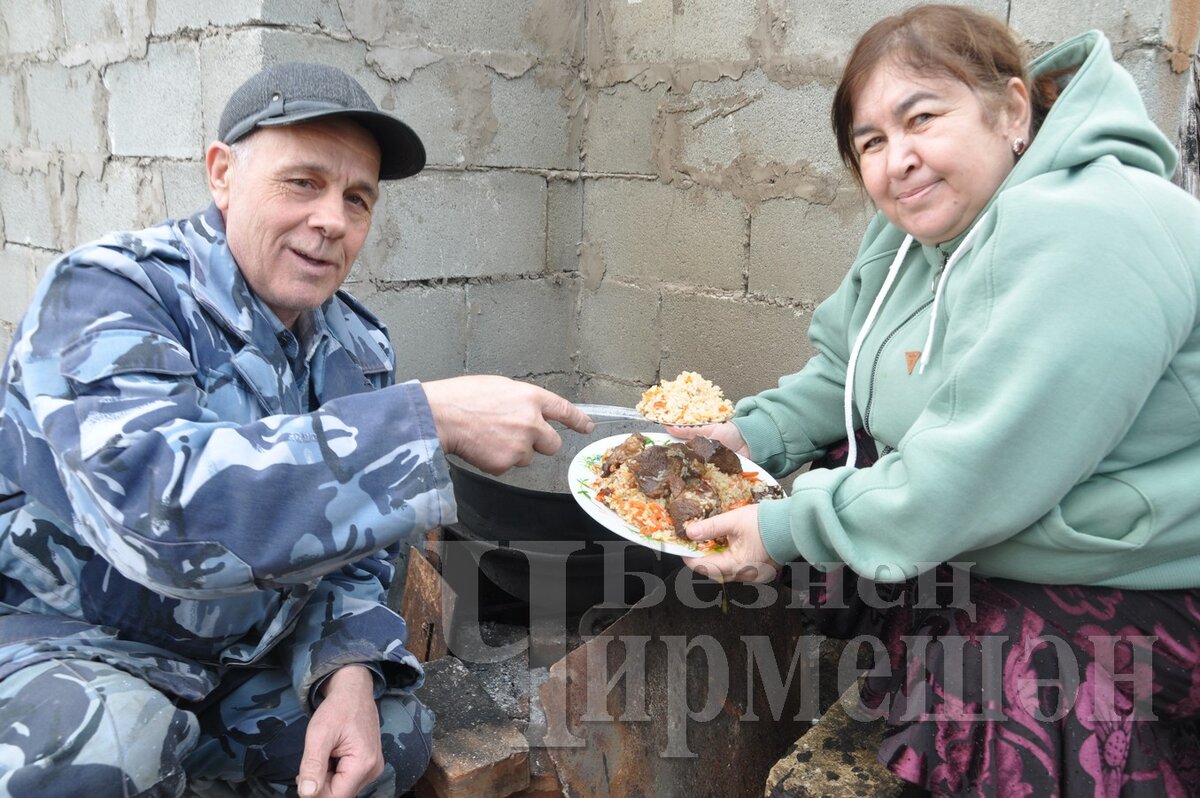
(445, 409, 683, 614)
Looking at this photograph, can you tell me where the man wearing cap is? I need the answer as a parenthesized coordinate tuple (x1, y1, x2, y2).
(0, 63, 592, 797)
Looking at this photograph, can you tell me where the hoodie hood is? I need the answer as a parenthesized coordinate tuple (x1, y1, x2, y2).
(1008, 31, 1177, 186)
(837, 30, 1178, 468)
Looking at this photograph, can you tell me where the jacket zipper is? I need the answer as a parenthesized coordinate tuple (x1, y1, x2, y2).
(862, 297, 934, 437)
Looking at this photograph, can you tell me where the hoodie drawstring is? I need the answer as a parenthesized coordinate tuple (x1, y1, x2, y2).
(843, 234, 913, 468)
(842, 223, 983, 468)
(917, 223, 983, 374)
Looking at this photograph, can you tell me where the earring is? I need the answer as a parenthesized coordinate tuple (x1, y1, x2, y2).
(1012, 137, 1027, 156)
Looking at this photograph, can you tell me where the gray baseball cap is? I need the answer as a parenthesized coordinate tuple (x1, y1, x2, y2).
(218, 62, 425, 180)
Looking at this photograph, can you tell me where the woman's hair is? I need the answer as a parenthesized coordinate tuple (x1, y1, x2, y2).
(831, 4, 1062, 183)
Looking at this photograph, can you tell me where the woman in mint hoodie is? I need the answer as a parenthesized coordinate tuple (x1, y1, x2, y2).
(676, 4, 1200, 795)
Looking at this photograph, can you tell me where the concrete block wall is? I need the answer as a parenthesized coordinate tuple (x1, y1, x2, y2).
(1, 0, 1197, 407)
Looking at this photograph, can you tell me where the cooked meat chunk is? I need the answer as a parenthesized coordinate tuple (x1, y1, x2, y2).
(664, 442, 704, 492)
(751, 482, 785, 501)
(665, 442, 704, 472)
(602, 433, 646, 476)
(667, 481, 720, 538)
(627, 445, 676, 498)
(629, 442, 705, 498)
(685, 436, 742, 475)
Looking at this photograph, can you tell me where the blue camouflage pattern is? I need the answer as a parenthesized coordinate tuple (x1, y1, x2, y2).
(0, 204, 455, 793)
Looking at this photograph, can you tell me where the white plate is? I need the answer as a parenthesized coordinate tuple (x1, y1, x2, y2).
(566, 431, 781, 558)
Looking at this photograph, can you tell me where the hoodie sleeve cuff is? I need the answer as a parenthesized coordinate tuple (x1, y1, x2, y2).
(757, 497, 801, 565)
(732, 413, 786, 464)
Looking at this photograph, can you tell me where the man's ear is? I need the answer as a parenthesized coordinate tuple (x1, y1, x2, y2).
(206, 141, 233, 211)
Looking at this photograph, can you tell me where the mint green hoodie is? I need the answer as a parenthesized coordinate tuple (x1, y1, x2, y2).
(734, 31, 1200, 588)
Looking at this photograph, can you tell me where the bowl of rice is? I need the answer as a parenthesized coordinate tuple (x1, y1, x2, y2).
(636, 371, 734, 426)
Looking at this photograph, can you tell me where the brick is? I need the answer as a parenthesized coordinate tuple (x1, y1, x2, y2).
(749, 189, 871, 304)
(578, 373, 643, 407)
(336, 0, 392, 43)
(660, 291, 814, 402)
(577, 281, 660, 384)
(0, 244, 38, 327)
(26, 63, 106, 156)
(72, 160, 164, 245)
(363, 170, 547, 281)
(381, 58, 574, 170)
(0, 0, 60, 56)
(773, 0, 998, 59)
(1011, 0, 1171, 48)
(152, 0, 347, 36)
(0, 167, 62, 250)
(0, 71, 23, 151)
(60, 0, 151, 67)
(487, 66, 575, 170)
(356, 283, 469, 382)
(465, 277, 577, 376)
(517, 371, 575, 401)
(547, 177, 583, 274)
(583, 82, 665, 176)
(675, 72, 842, 179)
(581, 178, 747, 290)
(416, 657, 530, 798)
(602, 0, 758, 63)
(380, 60, 460, 168)
(159, 160, 212, 221)
(544, 371, 578, 398)
(392, 0, 545, 54)
(1117, 47, 1191, 143)
(261, 0, 347, 30)
(106, 41, 204, 158)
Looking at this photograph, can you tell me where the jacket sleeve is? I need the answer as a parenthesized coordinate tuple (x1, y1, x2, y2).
(278, 548, 425, 712)
(755, 171, 1198, 582)
(733, 214, 899, 476)
(3, 247, 457, 600)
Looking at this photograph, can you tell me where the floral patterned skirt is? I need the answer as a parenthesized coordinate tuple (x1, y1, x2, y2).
(793, 565, 1200, 797)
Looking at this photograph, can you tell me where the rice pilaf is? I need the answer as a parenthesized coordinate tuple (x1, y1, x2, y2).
(587, 436, 765, 554)
(637, 371, 734, 425)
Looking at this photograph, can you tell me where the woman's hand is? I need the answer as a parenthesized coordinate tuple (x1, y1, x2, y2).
(681, 504, 781, 583)
(664, 421, 749, 457)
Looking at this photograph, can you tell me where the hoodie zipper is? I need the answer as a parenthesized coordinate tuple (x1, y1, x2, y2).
(862, 297, 934, 437)
(931, 248, 950, 293)
(864, 250, 949, 436)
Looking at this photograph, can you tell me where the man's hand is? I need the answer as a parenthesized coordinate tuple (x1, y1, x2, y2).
(664, 421, 749, 457)
(681, 504, 781, 583)
(422, 376, 594, 475)
(297, 665, 383, 798)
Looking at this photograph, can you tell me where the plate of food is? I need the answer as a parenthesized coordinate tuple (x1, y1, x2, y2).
(636, 371, 735, 426)
(567, 431, 784, 558)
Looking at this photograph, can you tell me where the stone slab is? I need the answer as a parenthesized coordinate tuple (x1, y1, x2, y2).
(417, 656, 531, 798)
(764, 680, 922, 798)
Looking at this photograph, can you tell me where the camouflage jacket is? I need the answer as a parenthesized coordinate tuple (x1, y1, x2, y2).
(0, 205, 456, 709)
